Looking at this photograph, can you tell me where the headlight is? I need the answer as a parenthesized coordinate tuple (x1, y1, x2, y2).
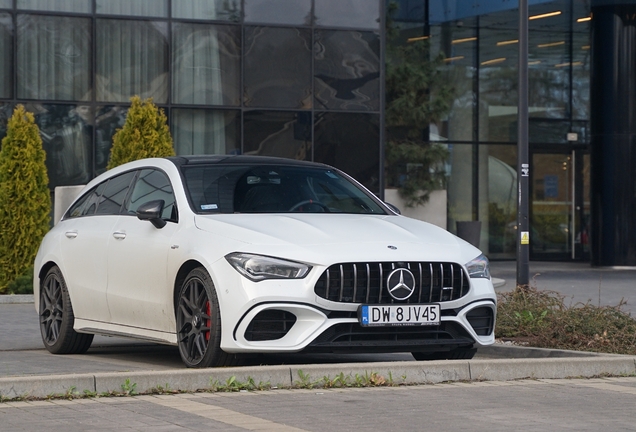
(225, 253, 311, 282)
(465, 254, 490, 279)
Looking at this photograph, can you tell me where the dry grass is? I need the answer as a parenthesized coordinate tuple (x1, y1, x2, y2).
(496, 286, 636, 355)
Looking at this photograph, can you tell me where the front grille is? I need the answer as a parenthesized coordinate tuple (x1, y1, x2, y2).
(314, 262, 470, 304)
(244, 310, 297, 341)
(466, 307, 495, 336)
(305, 322, 474, 353)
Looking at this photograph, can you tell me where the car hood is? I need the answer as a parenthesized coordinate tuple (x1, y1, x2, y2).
(194, 214, 481, 263)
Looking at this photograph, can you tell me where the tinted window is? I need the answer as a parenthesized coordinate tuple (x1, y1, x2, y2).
(81, 182, 107, 216)
(93, 171, 136, 215)
(126, 169, 177, 221)
(65, 186, 95, 219)
(182, 164, 386, 215)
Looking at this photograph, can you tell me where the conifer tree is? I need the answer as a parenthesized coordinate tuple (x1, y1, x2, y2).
(107, 96, 175, 169)
(0, 105, 51, 293)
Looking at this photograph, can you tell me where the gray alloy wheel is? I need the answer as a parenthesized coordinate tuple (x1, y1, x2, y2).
(39, 266, 93, 354)
(176, 267, 239, 368)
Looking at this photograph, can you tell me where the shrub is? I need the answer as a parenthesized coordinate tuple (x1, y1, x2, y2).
(497, 286, 636, 355)
(6, 266, 33, 295)
(107, 96, 175, 170)
(0, 105, 51, 294)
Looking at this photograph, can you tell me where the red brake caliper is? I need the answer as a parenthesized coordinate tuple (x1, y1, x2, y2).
(205, 301, 211, 342)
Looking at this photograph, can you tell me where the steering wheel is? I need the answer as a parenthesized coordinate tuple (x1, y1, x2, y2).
(288, 200, 330, 212)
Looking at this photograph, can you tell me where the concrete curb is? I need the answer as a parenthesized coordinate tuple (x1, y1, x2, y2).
(2, 356, 635, 400)
(0, 294, 34, 304)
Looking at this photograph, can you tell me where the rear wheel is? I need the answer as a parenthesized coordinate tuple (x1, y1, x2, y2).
(176, 267, 238, 368)
(39, 266, 93, 354)
(412, 347, 477, 361)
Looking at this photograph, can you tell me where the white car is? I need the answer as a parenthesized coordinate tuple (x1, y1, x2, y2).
(34, 155, 496, 368)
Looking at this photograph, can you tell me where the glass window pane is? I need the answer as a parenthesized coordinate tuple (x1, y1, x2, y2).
(81, 182, 107, 216)
(0, 14, 11, 99)
(17, 15, 91, 101)
(95, 105, 128, 175)
(315, 0, 380, 29)
(96, 0, 167, 17)
(172, 22, 240, 106)
(314, 112, 379, 194)
(485, 144, 517, 259)
(315, 30, 380, 111)
(244, 0, 311, 25)
(94, 171, 136, 215)
(243, 111, 311, 160)
(0, 103, 11, 141)
(244, 27, 311, 109)
(172, 0, 240, 22)
(0, 0, 10, 8)
(96, 19, 168, 103)
(18, 0, 91, 13)
(172, 109, 239, 155)
(28, 103, 92, 188)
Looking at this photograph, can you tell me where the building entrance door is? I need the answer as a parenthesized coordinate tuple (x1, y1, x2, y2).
(530, 150, 589, 261)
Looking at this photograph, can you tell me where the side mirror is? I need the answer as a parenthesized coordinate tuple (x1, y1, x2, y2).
(136, 200, 167, 229)
(384, 202, 401, 215)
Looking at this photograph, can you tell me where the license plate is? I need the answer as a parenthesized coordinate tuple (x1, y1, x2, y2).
(358, 304, 440, 327)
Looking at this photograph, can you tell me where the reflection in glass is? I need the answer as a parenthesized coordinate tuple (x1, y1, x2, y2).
(0, 0, 10, 8)
(18, 0, 91, 13)
(173, 0, 240, 21)
(97, 20, 168, 103)
(244, 0, 311, 25)
(315, 30, 380, 111)
(96, 0, 167, 17)
(26, 104, 92, 188)
(243, 111, 311, 160)
(17, 15, 91, 101)
(315, 0, 380, 29)
(0, 14, 11, 99)
(0, 103, 11, 141)
(314, 112, 379, 193)
(128, 169, 176, 220)
(94, 105, 128, 174)
(172, 23, 240, 106)
(244, 27, 311, 109)
(172, 109, 239, 156)
(485, 144, 517, 259)
(94, 171, 135, 215)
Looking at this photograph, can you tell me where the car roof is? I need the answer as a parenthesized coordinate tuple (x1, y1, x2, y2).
(167, 155, 331, 169)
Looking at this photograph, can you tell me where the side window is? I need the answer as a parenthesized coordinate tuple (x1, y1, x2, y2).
(80, 182, 107, 216)
(94, 171, 136, 216)
(126, 169, 177, 221)
(64, 187, 95, 219)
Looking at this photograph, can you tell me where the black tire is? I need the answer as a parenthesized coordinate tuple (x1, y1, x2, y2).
(39, 266, 94, 354)
(412, 347, 477, 361)
(176, 267, 239, 368)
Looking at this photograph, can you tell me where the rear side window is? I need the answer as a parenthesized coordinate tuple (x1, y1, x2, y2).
(64, 171, 136, 219)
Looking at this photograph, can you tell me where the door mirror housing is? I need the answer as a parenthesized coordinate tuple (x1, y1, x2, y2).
(136, 200, 167, 229)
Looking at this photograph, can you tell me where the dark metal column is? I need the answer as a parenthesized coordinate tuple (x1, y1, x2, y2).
(517, 0, 530, 285)
(590, 2, 636, 266)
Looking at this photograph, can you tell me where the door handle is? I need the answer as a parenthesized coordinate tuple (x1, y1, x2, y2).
(65, 231, 78, 239)
(112, 231, 126, 240)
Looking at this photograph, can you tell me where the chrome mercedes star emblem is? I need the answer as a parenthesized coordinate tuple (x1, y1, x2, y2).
(386, 268, 416, 301)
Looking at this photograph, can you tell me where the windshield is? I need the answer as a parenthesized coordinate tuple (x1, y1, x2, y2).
(182, 164, 387, 214)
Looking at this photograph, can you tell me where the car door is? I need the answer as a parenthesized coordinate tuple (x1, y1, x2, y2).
(106, 169, 179, 333)
(58, 171, 136, 323)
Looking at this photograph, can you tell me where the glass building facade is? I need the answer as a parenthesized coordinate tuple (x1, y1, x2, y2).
(391, 0, 592, 262)
(0, 0, 383, 194)
(2, 0, 635, 265)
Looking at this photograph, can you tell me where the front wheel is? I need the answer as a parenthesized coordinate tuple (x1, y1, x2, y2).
(39, 266, 93, 354)
(176, 267, 238, 368)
